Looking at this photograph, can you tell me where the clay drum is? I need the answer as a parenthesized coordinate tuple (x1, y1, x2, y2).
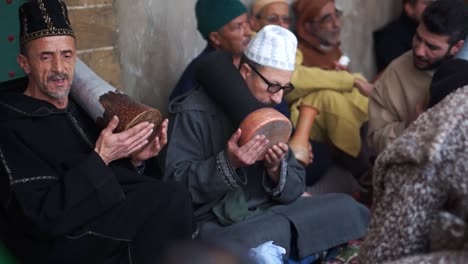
(239, 107, 292, 159)
(71, 59, 162, 153)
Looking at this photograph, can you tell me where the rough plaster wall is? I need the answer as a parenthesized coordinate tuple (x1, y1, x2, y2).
(116, 0, 205, 115)
(336, 0, 401, 79)
(117, 0, 400, 115)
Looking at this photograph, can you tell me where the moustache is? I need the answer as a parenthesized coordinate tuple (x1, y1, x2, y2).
(415, 55, 430, 64)
(48, 73, 69, 82)
(413, 50, 428, 62)
(415, 54, 427, 60)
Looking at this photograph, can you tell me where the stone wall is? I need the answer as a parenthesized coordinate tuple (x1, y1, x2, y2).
(116, 0, 204, 112)
(336, 0, 401, 79)
(116, 0, 401, 116)
(2, 0, 402, 114)
(66, 0, 122, 89)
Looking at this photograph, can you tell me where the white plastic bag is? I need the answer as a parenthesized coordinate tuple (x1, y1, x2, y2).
(249, 241, 286, 264)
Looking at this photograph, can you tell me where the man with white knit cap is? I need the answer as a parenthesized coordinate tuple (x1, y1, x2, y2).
(163, 25, 370, 262)
(241, 25, 297, 105)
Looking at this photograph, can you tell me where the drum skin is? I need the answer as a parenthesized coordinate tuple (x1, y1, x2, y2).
(239, 108, 292, 158)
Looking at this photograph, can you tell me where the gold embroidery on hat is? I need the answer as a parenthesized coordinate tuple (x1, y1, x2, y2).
(38, 0, 54, 30)
(21, 28, 75, 45)
(20, 0, 75, 46)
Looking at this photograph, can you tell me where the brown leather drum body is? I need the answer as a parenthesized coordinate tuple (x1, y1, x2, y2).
(71, 59, 162, 152)
(96, 92, 162, 135)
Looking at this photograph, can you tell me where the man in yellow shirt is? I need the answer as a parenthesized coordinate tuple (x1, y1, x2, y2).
(250, 0, 373, 179)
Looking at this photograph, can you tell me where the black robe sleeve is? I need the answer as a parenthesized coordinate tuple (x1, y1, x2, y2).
(0, 128, 124, 239)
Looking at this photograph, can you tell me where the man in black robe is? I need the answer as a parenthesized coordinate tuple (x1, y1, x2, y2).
(0, 0, 193, 263)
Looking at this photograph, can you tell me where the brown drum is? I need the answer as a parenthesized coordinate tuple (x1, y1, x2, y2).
(95, 91, 162, 135)
(71, 59, 162, 153)
(239, 107, 292, 159)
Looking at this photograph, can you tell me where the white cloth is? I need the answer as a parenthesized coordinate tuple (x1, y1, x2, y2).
(249, 241, 286, 264)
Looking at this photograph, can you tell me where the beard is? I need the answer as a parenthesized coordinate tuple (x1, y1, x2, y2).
(43, 87, 70, 99)
(40, 72, 72, 99)
(315, 30, 341, 47)
(413, 49, 453, 71)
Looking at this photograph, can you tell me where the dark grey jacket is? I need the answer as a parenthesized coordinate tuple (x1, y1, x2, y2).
(162, 88, 370, 259)
(163, 88, 305, 220)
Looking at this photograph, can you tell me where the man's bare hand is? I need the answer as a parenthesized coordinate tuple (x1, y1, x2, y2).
(226, 129, 269, 170)
(414, 103, 426, 122)
(264, 143, 288, 184)
(130, 119, 169, 167)
(94, 116, 154, 165)
(354, 78, 374, 97)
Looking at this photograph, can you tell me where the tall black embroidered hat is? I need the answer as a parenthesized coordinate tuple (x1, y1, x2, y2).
(19, 0, 75, 46)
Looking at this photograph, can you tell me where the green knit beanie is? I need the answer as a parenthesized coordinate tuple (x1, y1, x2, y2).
(196, 0, 247, 40)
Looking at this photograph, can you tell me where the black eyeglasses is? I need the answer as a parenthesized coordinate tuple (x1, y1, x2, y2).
(310, 9, 343, 25)
(257, 14, 292, 25)
(248, 64, 295, 94)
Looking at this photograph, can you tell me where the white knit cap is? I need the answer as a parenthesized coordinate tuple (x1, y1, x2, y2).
(251, 0, 289, 16)
(244, 25, 297, 71)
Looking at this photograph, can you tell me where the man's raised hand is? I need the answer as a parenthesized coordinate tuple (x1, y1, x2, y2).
(94, 116, 154, 165)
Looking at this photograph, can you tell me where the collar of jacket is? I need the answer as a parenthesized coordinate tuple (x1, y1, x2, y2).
(0, 77, 71, 119)
(169, 87, 221, 114)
